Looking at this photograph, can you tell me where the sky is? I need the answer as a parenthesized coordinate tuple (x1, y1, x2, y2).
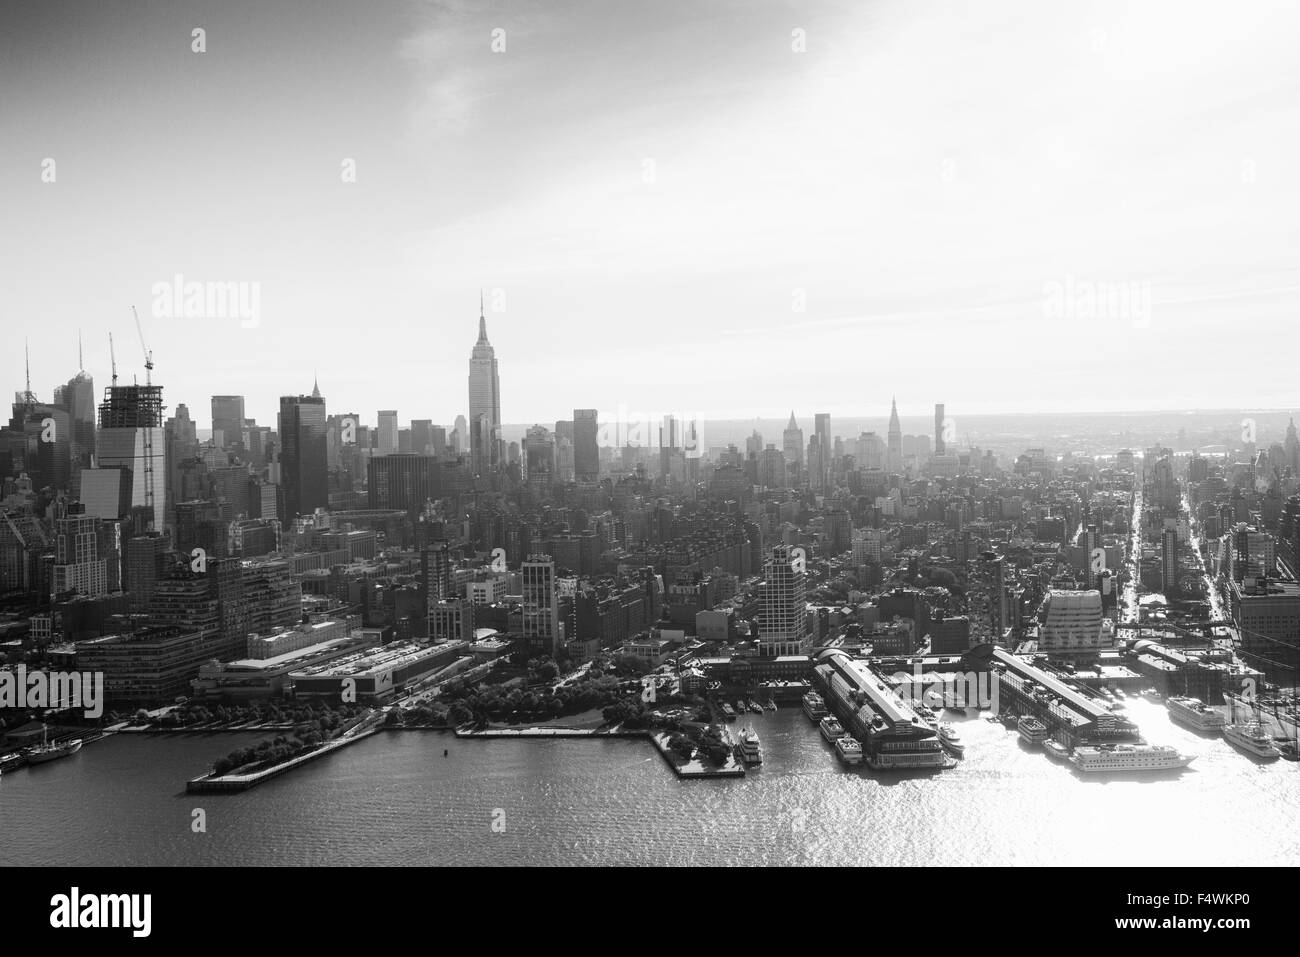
(4, 0, 1299, 432)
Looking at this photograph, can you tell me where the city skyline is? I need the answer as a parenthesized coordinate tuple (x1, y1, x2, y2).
(5, 0, 1300, 424)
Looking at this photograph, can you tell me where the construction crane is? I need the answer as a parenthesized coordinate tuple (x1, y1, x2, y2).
(132, 305, 153, 386)
(109, 332, 118, 386)
(130, 305, 157, 526)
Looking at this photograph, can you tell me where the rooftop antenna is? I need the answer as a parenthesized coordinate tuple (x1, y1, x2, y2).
(23, 339, 35, 411)
(78, 329, 84, 374)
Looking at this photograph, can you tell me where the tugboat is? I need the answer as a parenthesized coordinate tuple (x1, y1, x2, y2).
(24, 726, 83, 765)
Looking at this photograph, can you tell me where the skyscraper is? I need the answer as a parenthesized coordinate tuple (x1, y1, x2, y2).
(522, 554, 561, 656)
(760, 544, 806, 656)
(210, 395, 245, 450)
(468, 295, 501, 476)
(814, 412, 831, 490)
(887, 397, 903, 473)
(782, 412, 804, 467)
(377, 409, 399, 454)
(934, 402, 946, 455)
(278, 390, 328, 524)
(96, 382, 166, 531)
(573, 409, 599, 482)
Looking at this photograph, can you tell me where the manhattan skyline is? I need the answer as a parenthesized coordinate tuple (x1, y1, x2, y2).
(4, 0, 1300, 426)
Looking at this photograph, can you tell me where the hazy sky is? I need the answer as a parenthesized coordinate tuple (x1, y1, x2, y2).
(4, 0, 1299, 431)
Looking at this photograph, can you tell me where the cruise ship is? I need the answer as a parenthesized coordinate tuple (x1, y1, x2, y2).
(802, 692, 828, 720)
(834, 736, 864, 765)
(1017, 716, 1050, 745)
(1165, 696, 1226, 733)
(736, 728, 763, 765)
(1069, 743, 1194, 773)
(1223, 721, 1281, 760)
(819, 716, 846, 743)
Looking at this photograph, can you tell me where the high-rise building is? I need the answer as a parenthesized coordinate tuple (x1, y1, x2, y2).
(51, 513, 111, 600)
(210, 395, 245, 450)
(368, 453, 437, 514)
(96, 382, 166, 532)
(278, 388, 328, 524)
(377, 410, 399, 454)
(814, 412, 831, 489)
(760, 545, 807, 656)
(468, 296, 502, 476)
(782, 412, 804, 467)
(934, 403, 946, 455)
(887, 397, 902, 473)
(1161, 524, 1179, 595)
(573, 409, 599, 482)
(522, 554, 561, 656)
(55, 362, 96, 485)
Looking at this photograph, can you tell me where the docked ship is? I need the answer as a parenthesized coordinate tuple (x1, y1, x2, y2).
(834, 736, 863, 765)
(1222, 721, 1281, 760)
(1165, 696, 1226, 733)
(1017, 716, 1050, 745)
(937, 723, 965, 757)
(802, 692, 828, 720)
(819, 715, 846, 743)
(736, 728, 763, 765)
(747, 700, 764, 715)
(720, 703, 736, 719)
(1069, 743, 1194, 773)
(24, 727, 83, 765)
(1042, 739, 1070, 760)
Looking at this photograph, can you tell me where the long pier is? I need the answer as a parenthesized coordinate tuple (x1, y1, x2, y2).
(185, 726, 382, 793)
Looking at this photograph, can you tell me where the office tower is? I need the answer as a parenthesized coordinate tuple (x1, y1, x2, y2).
(1231, 524, 1275, 581)
(278, 389, 328, 524)
(210, 395, 245, 450)
(125, 533, 167, 613)
(759, 444, 787, 488)
(430, 598, 473, 642)
(163, 404, 198, 528)
(468, 296, 502, 476)
(782, 412, 804, 466)
(1037, 589, 1106, 655)
(452, 415, 468, 454)
(1161, 524, 1179, 595)
(745, 430, 763, 456)
(0, 511, 48, 594)
(524, 425, 554, 490)
(887, 397, 902, 473)
(96, 382, 166, 532)
(824, 508, 852, 554)
(54, 359, 96, 483)
(573, 409, 599, 482)
(934, 403, 946, 455)
(759, 544, 806, 656)
(522, 554, 561, 656)
(377, 410, 399, 453)
(411, 419, 433, 455)
(429, 425, 447, 458)
(814, 412, 831, 472)
(368, 453, 437, 514)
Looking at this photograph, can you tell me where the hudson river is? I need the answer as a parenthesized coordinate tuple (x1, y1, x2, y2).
(2, 698, 1296, 866)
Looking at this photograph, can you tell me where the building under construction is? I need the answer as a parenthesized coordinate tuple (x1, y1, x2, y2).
(98, 384, 163, 429)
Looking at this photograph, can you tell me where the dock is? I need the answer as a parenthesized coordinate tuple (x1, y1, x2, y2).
(185, 725, 381, 793)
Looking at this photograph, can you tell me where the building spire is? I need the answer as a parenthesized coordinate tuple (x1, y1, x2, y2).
(477, 290, 489, 344)
(312, 371, 321, 399)
(78, 329, 84, 373)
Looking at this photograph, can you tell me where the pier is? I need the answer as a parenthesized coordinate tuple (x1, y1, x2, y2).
(186, 725, 382, 793)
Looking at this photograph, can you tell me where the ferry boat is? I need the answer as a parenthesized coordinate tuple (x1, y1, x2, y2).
(1042, 739, 1070, 761)
(1069, 743, 1194, 773)
(24, 727, 83, 765)
(937, 723, 965, 757)
(737, 728, 763, 765)
(1165, 696, 1226, 733)
(819, 716, 846, 743)
(1223, 721, 1281, 760)
(1017, 716, 1050, 745)
(802, 692, 827, 720)
(834, 736, 863, 765)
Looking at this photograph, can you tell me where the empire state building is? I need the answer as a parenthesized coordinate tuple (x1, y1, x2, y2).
(468, 294, 501, 476)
